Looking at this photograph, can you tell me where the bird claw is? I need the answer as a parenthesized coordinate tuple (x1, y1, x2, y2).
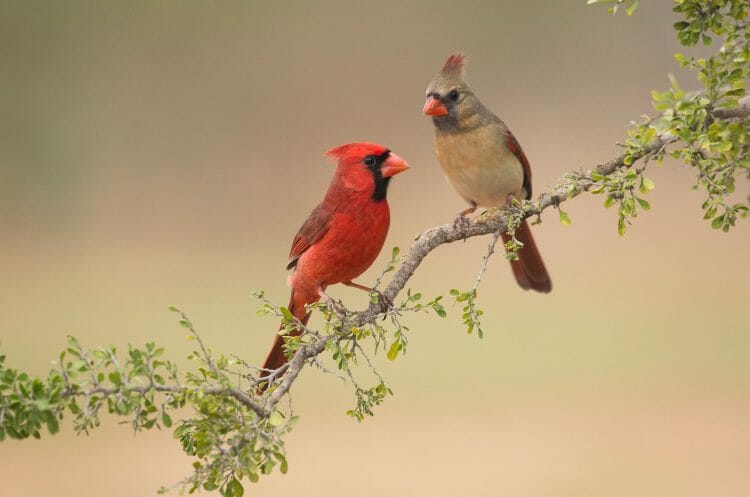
(371, 290, 393, 315)
(323, 296, 346, 318)
(453, 213, 471, 240)
(453, 212, 469, 227)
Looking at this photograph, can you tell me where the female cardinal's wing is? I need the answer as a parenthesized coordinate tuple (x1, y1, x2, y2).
(286, 203, 334, 270)
(504, 131, 533, 200)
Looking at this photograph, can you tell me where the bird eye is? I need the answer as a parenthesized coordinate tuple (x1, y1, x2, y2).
(363, 156, 376, 166)
(448, 89, 460, 101)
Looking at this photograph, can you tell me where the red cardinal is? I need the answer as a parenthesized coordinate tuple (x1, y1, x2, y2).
(423, 53, 552, 293)
(260, 143, 409, 382)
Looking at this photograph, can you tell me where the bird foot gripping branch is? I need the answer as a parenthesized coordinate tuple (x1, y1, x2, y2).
(320, 292, 347, 319)
(371, 290, 393, 314)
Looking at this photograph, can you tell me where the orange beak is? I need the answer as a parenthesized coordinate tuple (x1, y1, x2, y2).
(381, 152, 409, 178)
(423, 95, 449, 116)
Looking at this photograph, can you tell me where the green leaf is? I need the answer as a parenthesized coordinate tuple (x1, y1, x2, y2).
(617, 216, 627, 237)
(386, 341, 400, 361)
(626, 0, 638, 16)
(173, 423, 190, 439)
(712, 141, 732, 152)
(636, 197, 651, 210)
(108, 371, 122, 386)
(558, 210, 572, 226)
(278, 454, 289, 474)
(46, 416, 60, 435)
(704, 205, 718, 219)
(268, 411, 285, 427)
(640, 177, 656, 193)
(621, 198, 634, 217)
(279, 307, 293, 321)
(711, 215, 724, 229)
(432, 303, 447, 318)
(226, 478, 244, 497)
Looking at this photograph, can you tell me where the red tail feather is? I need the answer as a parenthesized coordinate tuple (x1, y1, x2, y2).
(258, 290, 315, 390)
(501, 219, 552, 293)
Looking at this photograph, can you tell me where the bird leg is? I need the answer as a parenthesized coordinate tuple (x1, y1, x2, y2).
(343, 281, 392, 313)
(455, 202, 477, 222)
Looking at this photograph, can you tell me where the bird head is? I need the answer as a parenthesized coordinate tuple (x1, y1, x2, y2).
(423, 53, 485, 129)
(325, 143, 409, 201)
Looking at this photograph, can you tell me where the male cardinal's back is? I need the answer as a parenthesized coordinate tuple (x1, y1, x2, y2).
(423, 53, 552, 293)
(260, 143, 408, 381)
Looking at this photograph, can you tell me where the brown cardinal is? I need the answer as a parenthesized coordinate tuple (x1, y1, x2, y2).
(423, 53, 551, 293)
(259, 143, 409, 385)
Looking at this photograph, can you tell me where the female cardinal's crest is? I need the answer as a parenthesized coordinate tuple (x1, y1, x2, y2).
(441, 52, 467, 76)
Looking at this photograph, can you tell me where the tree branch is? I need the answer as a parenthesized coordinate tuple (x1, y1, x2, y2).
(4, 6, 748, 495)
(713, 97, 750, 120)
(61, 384, 267, 417)
(258, 95, 750, 409)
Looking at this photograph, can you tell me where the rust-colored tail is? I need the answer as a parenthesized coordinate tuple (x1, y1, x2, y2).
(258, 290, 315, 390)
(501, 219, 552, 293)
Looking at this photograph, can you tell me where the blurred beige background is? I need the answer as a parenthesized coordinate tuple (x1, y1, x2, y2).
(1, 1, 749, 496)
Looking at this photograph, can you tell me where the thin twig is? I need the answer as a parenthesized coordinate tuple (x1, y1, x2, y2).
(472, 230, 503, 293)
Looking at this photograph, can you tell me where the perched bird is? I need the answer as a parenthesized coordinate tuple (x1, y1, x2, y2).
(259, 143, 409, 384)
(423, 53, 552, 293)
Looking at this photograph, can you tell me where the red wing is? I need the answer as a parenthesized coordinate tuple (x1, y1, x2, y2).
(286, 203, 334, 270)
(505, 132, 533, 200)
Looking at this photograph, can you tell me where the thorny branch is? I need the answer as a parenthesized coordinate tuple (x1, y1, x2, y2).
(45, 97, 750, 422)
(1, 93, 747, 496)
(4, 4, 748, 493)
(258, 96, 750, 411)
